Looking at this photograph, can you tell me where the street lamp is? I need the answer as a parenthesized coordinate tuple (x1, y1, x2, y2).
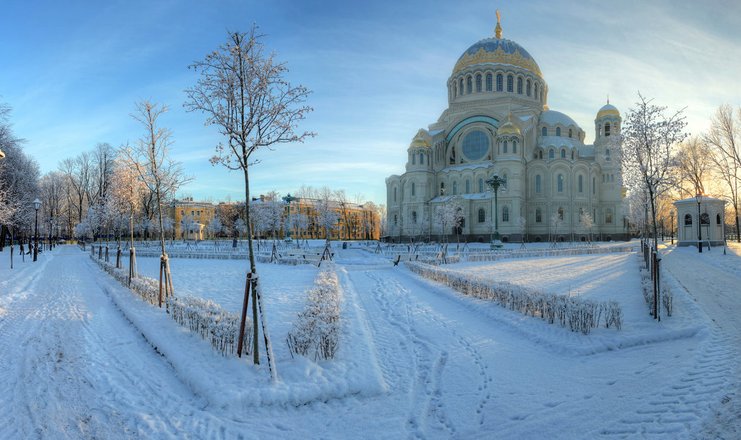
(485, 174, 507, 249)
(282, 193, 297, 242)
(695, 193, 702, 253)
(33, 198, 41, 261)
(670, 210, 675, 245)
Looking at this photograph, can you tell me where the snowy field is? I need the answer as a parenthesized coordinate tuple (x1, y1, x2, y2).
(0, 240, 739, 438)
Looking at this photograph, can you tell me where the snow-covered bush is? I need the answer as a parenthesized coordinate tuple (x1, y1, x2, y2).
(661, 286, 673, 317)
(286, 263, 343, 360)
(167, 295, 252, 357)
(89, 252, 250, 356)
(405, 261, 622, 334)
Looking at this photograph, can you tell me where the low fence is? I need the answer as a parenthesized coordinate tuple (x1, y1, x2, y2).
(405, 261, 622, 334)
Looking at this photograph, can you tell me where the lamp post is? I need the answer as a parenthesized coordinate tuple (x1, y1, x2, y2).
(695, 193, 702, 253)
(282, 193, 297, 242)
(485, 174, 507, 249)
(670, 210, 675, 245)
(33, 198, 41, 261)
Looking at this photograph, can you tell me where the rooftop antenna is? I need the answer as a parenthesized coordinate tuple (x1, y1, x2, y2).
(495, 9, 503, 39)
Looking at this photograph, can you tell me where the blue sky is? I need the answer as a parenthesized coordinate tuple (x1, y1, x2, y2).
(2, 0, 740, 205)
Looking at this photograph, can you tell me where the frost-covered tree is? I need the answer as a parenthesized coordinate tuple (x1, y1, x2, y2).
(550, 212, 564, 244)
(206, 216, 223, 239)
(705, 105, 741, 242)
(315, 197, 340, 242)
(622, 93, 687, 252)
(434, 198, 463, 243)
(234, 217, 247, 239)
(180, 214, 197, 240)
(122, 100, 189, 306)
(109, 159, 145, 277)
(580, 211, 594, 244)
(674, 136, 712, 198)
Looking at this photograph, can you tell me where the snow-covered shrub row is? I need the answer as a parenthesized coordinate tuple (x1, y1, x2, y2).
(254, 253, 315, 266)
(639, 267, 673, 318)
(88, 253, 251, 356)
(89, 251, 159, 305)
(464, 245, 635, 263)
(286, 263, 343, 360)
(166, 295, 252, 357)
(134, 249, 246, 260)
(405, 261, 622, 334)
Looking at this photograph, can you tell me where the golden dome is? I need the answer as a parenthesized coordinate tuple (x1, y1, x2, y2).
(596, 103, 620, 119)
(497, 114, 521, 136)
(409, 129, 431, 148)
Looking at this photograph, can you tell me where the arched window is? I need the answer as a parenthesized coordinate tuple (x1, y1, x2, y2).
(466, 76, 472, 94)
(534, 82, 539, 99)
(478, 208, 486, 223)
(411, 182, 415, 196)
(541, 127, 547, 137)
(578, 175, 583, 193)
(700, 213, 710, 225)
(465, 179, 470, 193)
(503, 140, 508, 153)
(412, 211, 417, 223)
(486, 73, 493, 91)
(412, 154, 416, 165)
(560, 149, 566, 159)
(478, 178, 484, 193)
(684, 213, 692, 225)
(571, 151, 575, 160)
(453, 181, 458, 195)
(556, 127, 561, 137)
(717, 213, 722, 225)
(517, 77, 523, 94)
(496, 73, 503, 91)
(549, 149, 555, 159)
(535, 174, 542, 193)
(526, 79, 531, 96)
(568, 129, 573, 138)
(393, 214, 398, 226)
(440, 182, 445, 196)
(606, 209, 613, 224)
(503, 206, 510, 222)
(538, 150, 543, 159)
(513, 140, 517, 153)
(558, 207, 564, 220)
(536, 208, 542, 223)
(507, 74, 513, 92)
(459, 78, 464, 96)
(475, 74, 482, 92)
(557, 174, 564, 192)
(420, 152, 424, 164)
(604, 122, 611, 137)
(606, 148, 611, 161)
(393, 187, 397, 202)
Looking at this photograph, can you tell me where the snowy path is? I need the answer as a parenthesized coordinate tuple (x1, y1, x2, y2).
(661, 246, 741, 440)
(1, 245, 737, 438)
(0, 246, 214, 438)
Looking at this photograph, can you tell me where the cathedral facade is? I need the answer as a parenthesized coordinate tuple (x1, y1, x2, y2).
(385, 17, 626, 243)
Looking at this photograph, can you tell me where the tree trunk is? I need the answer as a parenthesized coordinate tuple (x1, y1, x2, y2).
(242, 164, 260, 365)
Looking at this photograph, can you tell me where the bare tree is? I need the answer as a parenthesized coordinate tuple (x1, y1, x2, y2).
(110, 157, 145, 276)
(622, 93, 688, 251)
(674, 136, 712, 197)
(705, 105, 741, 242)
(122, 100, 188, 306)
(185, 26, 313, 371)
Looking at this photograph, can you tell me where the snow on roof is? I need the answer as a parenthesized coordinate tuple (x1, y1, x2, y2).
(540, 110, 580, 129)
(673, 196, 727, 205)
(538, 136, 580, 149)
(440, 163, 491, 174)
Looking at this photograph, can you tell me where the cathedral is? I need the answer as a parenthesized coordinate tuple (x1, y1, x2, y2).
(385, 14, 626, 243)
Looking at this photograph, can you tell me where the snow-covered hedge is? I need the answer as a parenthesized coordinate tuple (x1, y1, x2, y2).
(167, 295, 252, 357)
(405, 261, 622, 334)
(88, 252, 251, 357)
(286, 263, 343, 360)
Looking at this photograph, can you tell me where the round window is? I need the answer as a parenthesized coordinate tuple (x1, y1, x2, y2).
(462, 130, 489, 161)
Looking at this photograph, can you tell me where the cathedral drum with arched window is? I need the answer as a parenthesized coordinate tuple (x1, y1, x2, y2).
(385, 11, 626, 242)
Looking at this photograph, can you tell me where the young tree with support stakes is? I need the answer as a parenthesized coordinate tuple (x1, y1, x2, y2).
(185, 25, 314, 376)
(122, 100, 189, 307)
(622, 93, 688, 252)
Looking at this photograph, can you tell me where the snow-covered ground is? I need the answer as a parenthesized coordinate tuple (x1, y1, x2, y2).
(0, 240, 738, 439)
